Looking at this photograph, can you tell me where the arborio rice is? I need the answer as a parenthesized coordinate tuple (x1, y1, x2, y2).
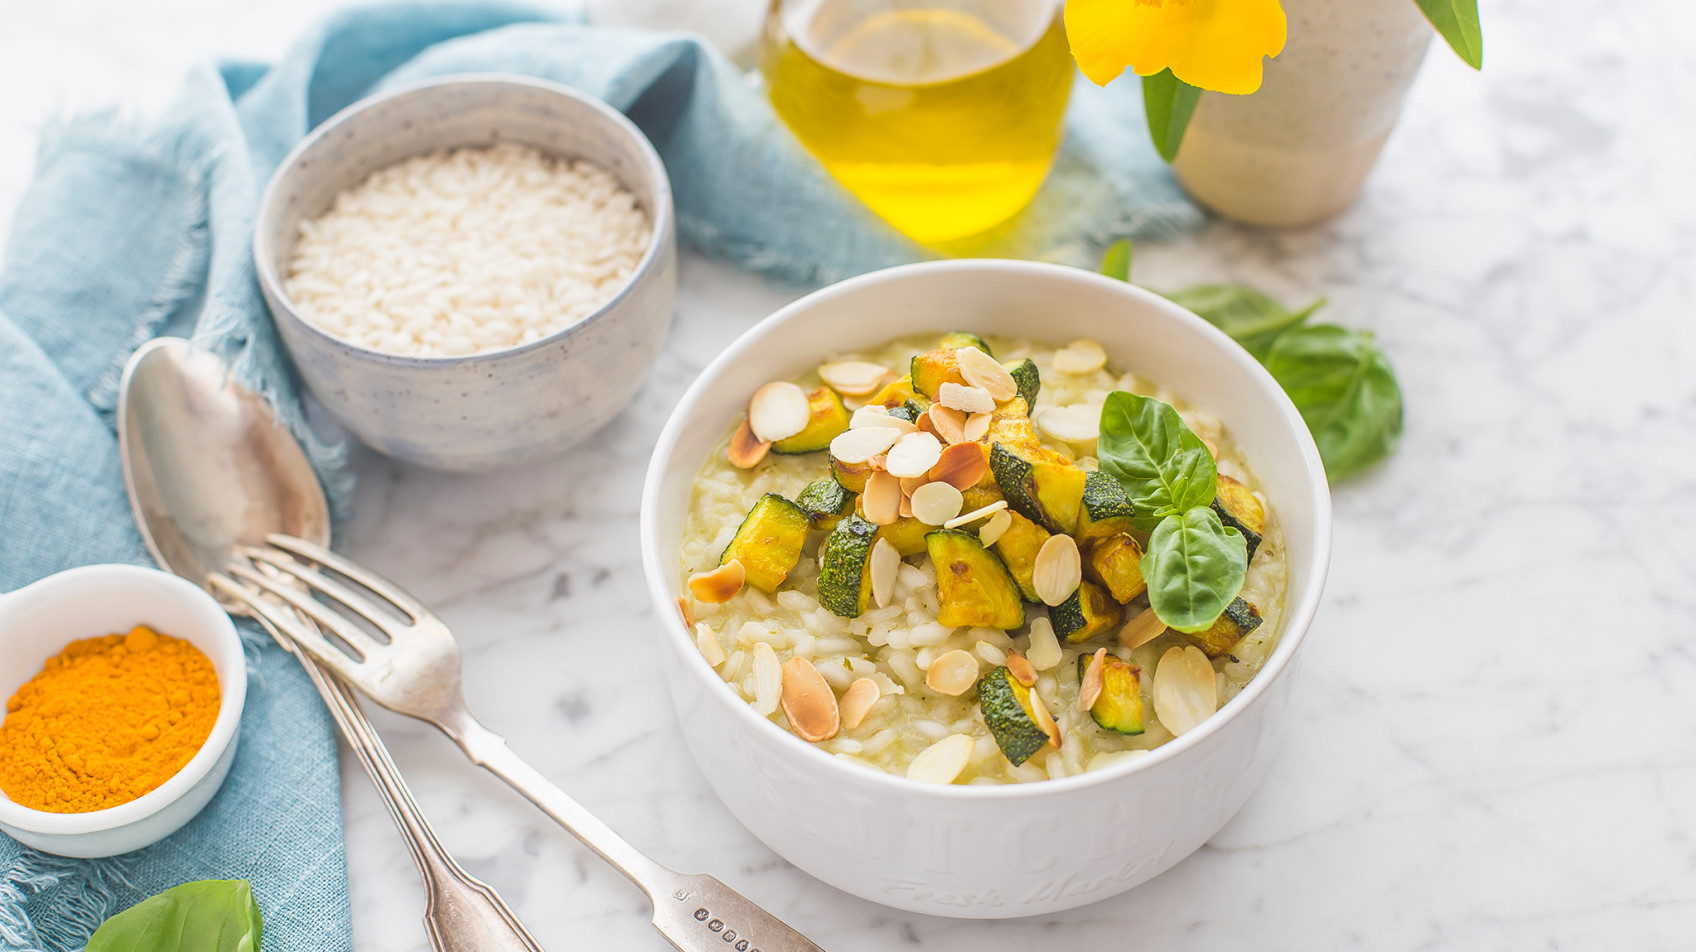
(679, 333, 1288, 785)
(284, 142, 651, 358)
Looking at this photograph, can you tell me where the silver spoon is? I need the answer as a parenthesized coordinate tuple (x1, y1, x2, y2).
(119, 338, 542, 952)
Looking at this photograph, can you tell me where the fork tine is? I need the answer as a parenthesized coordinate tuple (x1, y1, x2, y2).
(208, 573, 365, 681)
(225, 562, 381, 661)
(263, 534, 428, 622)
(243, 546, 412, 641)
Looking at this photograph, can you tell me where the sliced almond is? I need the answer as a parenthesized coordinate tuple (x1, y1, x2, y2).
(695, 622, 727, 667)
(727, 417, 771, 469)
(1077, 647, 1107, 712)
(829, 426, 903, 464)
(850, 404, 917, 433)
(751, 642, 782, 716)
(899, 475, 927, 497)
(748, 381, 810, 442)
(869, 537, 900, 608)
(925, 649, 980, 696)
(1028, 688, 1061, 749)
(839, 678, 882, 730)
(928, 441, 989, 490)
(885, 431, 944, 478)
(1153, 645, 1217, 736)
(780, 657, 841, 742)
(818, 360, 890, 396)
(898, 493, 914, 519)
(907, 733, 974, 784)
(910, 481, 964, 526)
(1005, 650, 1037, 687)
(1053, 339, 1108, 374)
(676, 596, 694, 629)
(1026, 616, 1062, 671)
(1036, 404, 1102, 444)
(978, 509, 1013, 547)
(1033, 534, 1082, 607)
(945, 499, 1006, 531)
(937, 382, 996, 415)
(955, 346, 1018, 402)
(963, 411, 992, 443)
(1119, 609, 1169, 651)
(927, 405, 967, 444)
(974, 640, 1008, 666)
(863, 471, 903, 525)
(689, 560, 746, 604)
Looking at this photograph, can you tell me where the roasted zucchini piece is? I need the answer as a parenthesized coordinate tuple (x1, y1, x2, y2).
(795, 478, 852, 531)
(870, 375, 925, 410)
(910, 349, 968, 399)
(990, 510, 1049, 602)
(1075, 471, 1136, 545)
(926, 529, 1025, 630)
(1004, 357, 1040, 410)
(1085, 532, 1147, 604)
(886, 400, 925, 424)
(1077, 653, 1145, 735)
(960, 480, 1005, 514)
(1049, 580, 1122, 643)
(876, 517, 931, 557)
(984, 396, 1040, 447)
(817, 514, 879, 617)
(1185, 596, 1263, 658)
(720, 494, 813, 593)
(989, 442, 1085, 535)
(937, 330, 993, 356)
(831, 454, 875, 493)
(977, 666, 1052, 766)
(772, 386, 850, 454)
(1212, 475, 1266, 562)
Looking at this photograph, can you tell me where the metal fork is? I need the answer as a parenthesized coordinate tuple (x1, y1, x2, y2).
(225, 534, 827, 952)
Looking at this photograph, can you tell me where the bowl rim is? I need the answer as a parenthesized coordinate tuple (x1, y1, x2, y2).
(252, 72, 675, 367)
(640, 258, 1333, 800)
(0, 564, 248, 834)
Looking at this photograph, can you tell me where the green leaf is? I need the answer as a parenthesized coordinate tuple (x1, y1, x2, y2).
(1263, 324, 1405, 480)
(88, 880, 263, 952)
(1142, 69, 1203, 163)
(1412, 0, 1483, 69)
(1100, 239, 1133, 282)
(1162, 285, 1326, 361)
(1097, 392, 1217, 530)
(1142, 507, 1248, 633)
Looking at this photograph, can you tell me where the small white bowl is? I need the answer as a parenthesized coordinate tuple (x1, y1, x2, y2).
(0, 565, 246, 858)
(641, 260, 1333, 918)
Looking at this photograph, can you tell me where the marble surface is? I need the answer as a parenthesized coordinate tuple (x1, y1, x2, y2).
(4, 0, 1696, 950)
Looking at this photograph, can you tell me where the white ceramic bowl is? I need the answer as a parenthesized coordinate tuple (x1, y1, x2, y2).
(254, 74, 678, 473)
(0, 565, 247, 858)
(641, 260, 1332, 918)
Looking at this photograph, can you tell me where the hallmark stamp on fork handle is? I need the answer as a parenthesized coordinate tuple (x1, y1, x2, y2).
(680, 896, 762, 951)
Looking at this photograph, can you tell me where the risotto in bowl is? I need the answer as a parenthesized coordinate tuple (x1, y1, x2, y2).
(641, 260, 1331, 917)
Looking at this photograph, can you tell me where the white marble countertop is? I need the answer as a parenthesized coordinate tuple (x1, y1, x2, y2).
(5, 1, 1695, 950)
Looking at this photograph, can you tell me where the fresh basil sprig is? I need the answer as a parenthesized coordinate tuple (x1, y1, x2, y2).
(87, 880, 263, 952)
(1264, 324, 1404, 480)
(1162, 285, 1325, 362)
(1142, 507, 1249, 633)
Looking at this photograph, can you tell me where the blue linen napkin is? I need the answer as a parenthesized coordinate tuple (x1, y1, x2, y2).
(0, 3, 1198, 948)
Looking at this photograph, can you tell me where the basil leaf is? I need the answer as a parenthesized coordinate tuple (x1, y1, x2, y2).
(1163, 285, 1324, 361)
(1263, 324, 1404, 480)
(1100, 238, 1132, 282)
(1097, 392, 1217, 529)
(1143, 507, 1248, 633)
(87, 880, 263, 952)
(1142, 69, 1203, 163)
(1412, 0, 1483, 69)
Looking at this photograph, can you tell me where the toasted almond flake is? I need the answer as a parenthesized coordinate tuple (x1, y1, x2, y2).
(751, 642, 782, 716)
(1026, 616, 1062, 670)
(851, 404, 918, 433)
(839, 678, 882, 730)
(695, 622, 726, 666)
(910, 481, 964, 526)
(898, 494, 914, 518)
(1053, 339, 1108, 374)
(689, 560, 746, 604)
(1154, 645, 1217, 736)
(1028, 689, 1061, 749)
(916, 409, 941, 439)
(1005, 650, 1037, 686)
(955, 346, 1018, 402)
(727, 417, 772, 469)
(900, 475, 927, 496)
(1077, 647, 1108, 712)
(818, 360, 890, 396)
(925, 649, 980, 696)
(748, 381, 810, 442)
(928, 441, 989, 491)
(1033, 534, 1082, 607)
(938, 382, 996, 415)
(945, 498, 1008, 530)
(1037, 404, 1102, 444)
(829, 426, 903, 463)
(885, 431, 944, 478)
(907, 733, 974, 784)
(1119, 609, 1169, 651)
(927, 405, 967, 444)
(677, 596, 694, 628)
(963, 412, 992, 442)
(869, 537, 900, 608)
(863, 471, 903, 525)
(780, 657, 841, 742)
(978, 509, 1013, 547)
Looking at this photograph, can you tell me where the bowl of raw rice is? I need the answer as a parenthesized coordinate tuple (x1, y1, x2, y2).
(254, 74, 676, 472)
(640, 259, 1332, 918)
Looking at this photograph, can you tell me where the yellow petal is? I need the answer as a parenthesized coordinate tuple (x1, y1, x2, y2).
(1065, 0, 1288, 95)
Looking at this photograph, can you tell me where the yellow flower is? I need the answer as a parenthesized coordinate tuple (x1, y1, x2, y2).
(1066, 0, 1288, 95)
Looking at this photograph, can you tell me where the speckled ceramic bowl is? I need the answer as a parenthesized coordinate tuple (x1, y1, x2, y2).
(254, 74, 677, 473)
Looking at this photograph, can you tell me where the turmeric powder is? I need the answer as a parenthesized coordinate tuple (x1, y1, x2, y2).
(0, 625, 220, 813)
